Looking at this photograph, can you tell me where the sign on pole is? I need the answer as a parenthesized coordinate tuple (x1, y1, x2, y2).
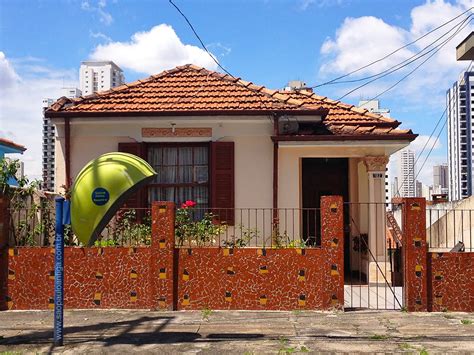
(54, 197, 65, 346)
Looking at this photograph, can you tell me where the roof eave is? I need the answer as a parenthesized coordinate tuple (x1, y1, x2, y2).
(272, 134, 418, 142)
(45, 108, 329, 119)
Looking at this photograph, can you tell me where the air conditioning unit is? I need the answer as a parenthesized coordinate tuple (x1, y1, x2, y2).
(278, 119, 299, 135)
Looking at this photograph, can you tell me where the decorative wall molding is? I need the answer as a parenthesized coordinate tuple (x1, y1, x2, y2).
(142, 128, 212, 138)
(363, 155, 389, 172)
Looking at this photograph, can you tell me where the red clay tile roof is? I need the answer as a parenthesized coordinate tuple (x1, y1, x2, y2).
(0, 138, 26, 152)
(46, 64, 415, 139)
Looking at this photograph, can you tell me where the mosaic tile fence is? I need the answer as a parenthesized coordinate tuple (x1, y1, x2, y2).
(1, 197, 344, 311)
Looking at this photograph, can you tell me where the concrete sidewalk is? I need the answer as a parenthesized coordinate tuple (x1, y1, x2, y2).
(0, 310, 473, 354)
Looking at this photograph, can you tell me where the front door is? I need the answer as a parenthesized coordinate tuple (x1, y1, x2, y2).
(301, 158, 349, 246)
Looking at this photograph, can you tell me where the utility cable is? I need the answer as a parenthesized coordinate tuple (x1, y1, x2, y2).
(310, 7, 473, 88)
(323, 13, 472, 87)
(341, 16, 472, 101)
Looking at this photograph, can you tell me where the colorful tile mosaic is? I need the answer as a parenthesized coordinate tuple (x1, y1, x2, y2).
(402, 198, 428, 312)
(428, 252, 474, 312)
(5, 247, 153, 310)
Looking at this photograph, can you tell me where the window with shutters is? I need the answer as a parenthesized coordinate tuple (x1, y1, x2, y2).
(147, 143, 209, 209)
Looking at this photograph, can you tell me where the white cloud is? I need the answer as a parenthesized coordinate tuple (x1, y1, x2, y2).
(0, 53, 77, 181)
(0, 52, 20, 89)
(81, 0, 113, 26)
(90, 30, 112, 43)
(388, 135, 445, 186)
(318, 0, 473, 104)
(299, 0, 346, 10)
(408, 134, 442, 153)
(89, 24, 218, 75)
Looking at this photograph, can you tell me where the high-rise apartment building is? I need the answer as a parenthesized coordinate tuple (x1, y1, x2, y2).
(42, 87, 81, 191)
(79, 61, 125, 96)
(447, 71, 474, 201)
(358, 100, 390, 118)
(398, 149, 416, 197)
(433, 164, 449, 195)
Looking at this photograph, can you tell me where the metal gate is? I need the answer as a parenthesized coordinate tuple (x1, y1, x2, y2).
(343, 202, 404, 310)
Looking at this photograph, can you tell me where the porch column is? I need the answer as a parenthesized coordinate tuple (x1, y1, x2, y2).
(363, 156, 389, 284)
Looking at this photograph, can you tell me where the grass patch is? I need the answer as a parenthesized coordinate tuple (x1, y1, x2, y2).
(419, 347, 429, 355)
(443, 314, 456, 320)
(201, 307, 212, 321)
(370, 334, 388, 340)
(461, 319, 472, 325)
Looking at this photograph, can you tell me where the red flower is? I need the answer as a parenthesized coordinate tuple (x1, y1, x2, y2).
(181, 200, 197, 208)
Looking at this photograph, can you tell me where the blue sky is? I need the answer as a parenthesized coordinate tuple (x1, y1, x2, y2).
(0, 0, 473, 183)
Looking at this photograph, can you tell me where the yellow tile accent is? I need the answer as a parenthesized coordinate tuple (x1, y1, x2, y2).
(435, 295, 443, 305)
(298, 299, 306, 307)
(8, 269, 15, 281)
(411, 203, 421, 211)
(223, 248, 230, 256)
(130, 270, 138, 279)
(331, 265, 339, 276)
(94, 292, 102, 301)
(159, 240, 166, 249)
(159, 205, 167, 213)
(95, 272, 103, 279)
(7, 301, 13, 310)
(182, 295, 190, 306)
(97, 248, 103, 256)
(50, 248, 55, 255)
(415, 265, 422, 272)
(130, 292, 137, 302)
(182, 273, 189, 281)
(158, 299, 167, 308)
(257, 249, 266, 256)
(225, 292, 232, 302)
(298, 275, 305, 282)
(259, 296, 267, 305)
(330, 203, 338, 213)
(259, 266, 268, 274)
(159, 268, 167, 279)
(295, 248, 302, 255)
(8, 248, 14, 257)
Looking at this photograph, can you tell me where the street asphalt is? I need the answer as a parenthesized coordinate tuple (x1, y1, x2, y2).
(0, 309, 473, 354)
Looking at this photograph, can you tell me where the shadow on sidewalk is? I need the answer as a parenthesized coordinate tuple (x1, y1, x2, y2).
(0, 315, 265, 348)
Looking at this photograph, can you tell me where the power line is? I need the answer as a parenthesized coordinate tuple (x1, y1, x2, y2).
(168, 0, 235, 79)
(311, 7, 473, 89)
(322, 14, 472, 87)
(340, 16, 472, 101)
(394, 109, 446, 198)
(394, 60, 473, 198)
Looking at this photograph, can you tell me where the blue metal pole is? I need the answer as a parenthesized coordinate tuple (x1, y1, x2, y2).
(54, 197, 65, 346)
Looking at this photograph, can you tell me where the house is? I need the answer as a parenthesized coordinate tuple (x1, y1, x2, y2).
(45, 64, 416, 281)
(0, 138, 26, 186)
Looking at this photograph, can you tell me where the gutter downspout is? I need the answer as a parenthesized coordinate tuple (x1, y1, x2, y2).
(65, 117, 71, 189)
(273, 116, 279, 219)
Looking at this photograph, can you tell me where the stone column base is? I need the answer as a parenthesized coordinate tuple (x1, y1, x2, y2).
(369, 261, 392, 285)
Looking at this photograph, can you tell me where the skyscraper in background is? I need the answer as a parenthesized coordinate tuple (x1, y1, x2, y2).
(433, 164, 449, 195)
(42, 88, 81, 191)
(80, 61, 125, 96)
(447, 70, 474, 201)
(398, 149, 415, 197)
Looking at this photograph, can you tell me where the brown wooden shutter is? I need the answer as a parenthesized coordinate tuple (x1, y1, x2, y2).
(118, 142, 147, 210)
(211, 141, 235, 225)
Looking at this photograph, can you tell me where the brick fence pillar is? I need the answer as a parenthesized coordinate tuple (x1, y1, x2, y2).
(150, 201, 175, 310)
(0, 195, 9, 311)
(321, 196, 344, 310)
(402, 198, 427, 311)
